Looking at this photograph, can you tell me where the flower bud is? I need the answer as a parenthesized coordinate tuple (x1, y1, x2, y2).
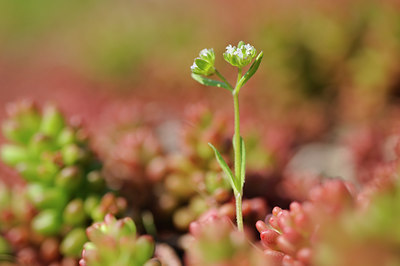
(223, 41, 257, 68)
(191, 48, 216, 76)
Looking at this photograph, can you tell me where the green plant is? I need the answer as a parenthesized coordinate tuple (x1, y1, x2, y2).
(190, 41, 263, 231)
(80, 214, 158, 266)
(0, 101, 126, 260)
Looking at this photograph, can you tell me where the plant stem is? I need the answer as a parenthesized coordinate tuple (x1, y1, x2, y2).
(235, 192, 243, 231)
(215, 69, 234, 91)
(233, 92, 241, 183)
(233, 68, 243, 231)
(233, 93, 243, 231)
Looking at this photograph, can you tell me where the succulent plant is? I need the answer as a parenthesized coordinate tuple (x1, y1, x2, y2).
(256, 179, 355, 265)
(80, 214, 158, 266)
(0, 100, 127, 263)
(184, 210, 267, 266)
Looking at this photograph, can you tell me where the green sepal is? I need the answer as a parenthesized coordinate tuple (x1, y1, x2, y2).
(237, 51, 263, 90)
(195, 58, 210, 71)
(208, 143, 238, 193)
(191, 74, 232, 92)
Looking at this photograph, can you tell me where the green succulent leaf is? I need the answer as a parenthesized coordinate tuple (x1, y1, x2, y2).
(191, 74, 232, 92)
(237, 51, 264, 89)
(208, 143, 238, 193)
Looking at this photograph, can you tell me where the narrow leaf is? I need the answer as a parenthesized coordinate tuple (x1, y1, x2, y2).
(240, 137, 246, 191)
(208, 143, 238, 193)
(191, 74, 232, 92)
(237, 51, 264, 89)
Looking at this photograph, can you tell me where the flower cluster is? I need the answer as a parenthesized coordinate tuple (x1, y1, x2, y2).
(223, 41, 257, 68)
(190, 48, 216, 76)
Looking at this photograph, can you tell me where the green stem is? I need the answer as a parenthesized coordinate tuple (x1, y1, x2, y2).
(233, 92, 241, 184)
(233, 68, 243, 231)
(235, 192, 243, 232)
(215, 69, 234, 91)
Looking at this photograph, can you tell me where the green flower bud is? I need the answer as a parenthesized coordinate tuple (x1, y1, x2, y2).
(40, 104, 65, 137)
(191, 48, 216, 76)
(0, 144, 29, 166)
(32, 209, 62, 235)
(63, 199, 87, 226)
(55, 166, 83, 191)
(60, 228, 88, 258)
(223, 41, 257, 68)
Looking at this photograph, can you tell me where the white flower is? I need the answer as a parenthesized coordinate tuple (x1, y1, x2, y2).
(236, 49, 245, 59)
(223, 41, 257, 68)
(190, 48, 216, 76)
(225, 45, 235, 55)
(199, 49, 209, 57)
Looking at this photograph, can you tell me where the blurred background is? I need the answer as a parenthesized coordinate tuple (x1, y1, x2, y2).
(2, 0, 400, 182)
